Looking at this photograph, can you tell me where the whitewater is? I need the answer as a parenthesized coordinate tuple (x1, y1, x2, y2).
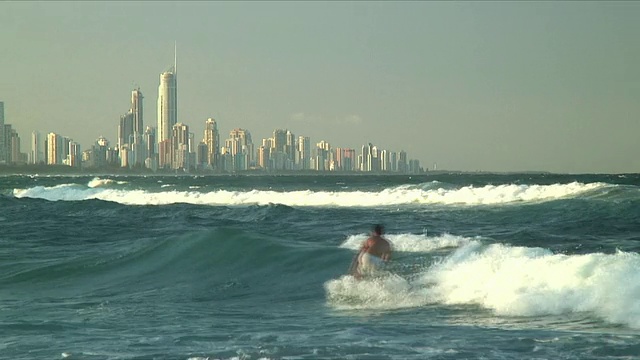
(13, 177, 606, 206)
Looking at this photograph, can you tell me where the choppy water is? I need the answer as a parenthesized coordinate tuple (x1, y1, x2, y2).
(2, 173, 640, 359)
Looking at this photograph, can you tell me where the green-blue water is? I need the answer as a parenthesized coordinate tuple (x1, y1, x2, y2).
(2, 173, 640, 359)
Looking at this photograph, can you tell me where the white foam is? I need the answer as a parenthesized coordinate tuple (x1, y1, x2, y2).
(13, 184, 103, 202)
(419, 182, 604, 205)
(340, 233, 476, 253)
(87, 177, 128, 188)
(419, 243, 640, 327)
(327, 233, 479, 310)
(325, 273, 433, 310)
(328, 239, 640, 328)
(12, 182, 606, 207)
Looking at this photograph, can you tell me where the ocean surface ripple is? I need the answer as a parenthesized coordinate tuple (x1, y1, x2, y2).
(2, 173, 640, 359)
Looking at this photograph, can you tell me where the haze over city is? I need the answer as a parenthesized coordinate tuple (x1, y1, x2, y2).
(2, 1, 639, 173)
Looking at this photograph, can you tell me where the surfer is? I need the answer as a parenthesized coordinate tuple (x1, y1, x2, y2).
(350, 224, 392, 278)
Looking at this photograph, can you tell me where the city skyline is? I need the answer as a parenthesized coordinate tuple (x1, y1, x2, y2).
(0, 44, 425, 173)
(1, 89, 424, 173)
(0, 39, 425, 173)
(2, 2, 639, 173)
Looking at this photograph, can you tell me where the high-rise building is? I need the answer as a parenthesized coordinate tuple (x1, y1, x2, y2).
(380, 149, 390, 172)
(273, 129, 287, 153)
(158, 139, 171, 169)
(398, 150, 408, 173)
(47, 132, 63, 165)
(315, 141, 331, 171)
(92, 136, 110, 168)
(67, 141, 81, 167)
(118, 111, 134, 150)
(371, 145, 380, 172)
(157, 49, 177, 144)
(2, 124, 12, 164)
(226, 128, 253, 171)
(196, 141, 208, 169)
(171, 123, 189, 170)
(343, 148, 356, 172)
(131, 88, 144, 135)
(285, 130, 295, 158)
(257, 145, 269, 169)
(390, 152, 397, 172)
(298, 136, 310, 170)
(0, 102, 6, 164)
(203, 118, 219, 168)
(61, 137, 72, 165)
(30, 131, 44, 164)
(229, 129, 252, 149)
(409, 159, 421, 173)
(10, 128, 22, 164)
(360, 143, 372, 171)
(143, 126, 156, 170)
(359, 143, 381, 172)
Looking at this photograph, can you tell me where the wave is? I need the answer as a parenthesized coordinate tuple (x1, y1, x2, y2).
(87, 177, 127, 188)
(2, 227, 307, 290)
(340, 233, 477, 252)
(326, 237, 640, 329)
(12, 180, 609, 207)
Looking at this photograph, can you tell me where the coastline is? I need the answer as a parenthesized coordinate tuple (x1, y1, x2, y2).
(0, 164, 560, 177)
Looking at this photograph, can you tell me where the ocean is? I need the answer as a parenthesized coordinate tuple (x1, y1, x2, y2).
(2, 173, 640, 360)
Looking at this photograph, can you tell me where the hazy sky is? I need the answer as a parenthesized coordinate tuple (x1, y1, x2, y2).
(2, 1, 639, 173)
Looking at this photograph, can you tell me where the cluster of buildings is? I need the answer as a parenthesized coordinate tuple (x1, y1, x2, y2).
(0, 55, 424, 174)
(0, 102, 25, 165)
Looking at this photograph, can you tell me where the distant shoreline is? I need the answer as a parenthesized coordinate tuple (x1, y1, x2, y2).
(0, 164, 563, 176)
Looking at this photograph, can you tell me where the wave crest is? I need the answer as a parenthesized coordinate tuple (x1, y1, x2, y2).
(327, 239, 640, 328)
(13, 181, 607, 207)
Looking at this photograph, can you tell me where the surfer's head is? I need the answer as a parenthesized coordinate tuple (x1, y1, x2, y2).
(373, 224, 384, 235)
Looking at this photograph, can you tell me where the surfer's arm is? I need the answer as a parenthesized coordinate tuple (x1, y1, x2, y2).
(360, 238, 372, 252)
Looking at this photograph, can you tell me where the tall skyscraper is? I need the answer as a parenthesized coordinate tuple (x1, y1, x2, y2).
(398, 150, 408, 173)
(390, 152, 398, 172)
(67, 141, 81, 168)
(143, 126, 157, 170)
(171, 122, 189, 170)
(9, 128, 21, 164)
(0, 101, 5, 163)
(157, 47, 177, 143)
(131, 88, 144, 135)
(285, 130, 295, 158)
(380, 149, 390, 172)
(298, 136, 310, 170)
(47, 132, 63, 165)
(257, 145, 269, 169)
(118, 111, 134, 150)
(2, 124, 11, 164)
(30, 131, 44, 164)
(273, 129, 287, 153)
(361, 143, 377, 172)
(203, 118, 219, 168)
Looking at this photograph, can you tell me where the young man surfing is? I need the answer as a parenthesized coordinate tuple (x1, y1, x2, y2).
(350, 224, 392, 278)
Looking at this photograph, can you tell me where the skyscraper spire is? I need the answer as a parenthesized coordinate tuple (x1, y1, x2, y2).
(174, 41, 177, 75)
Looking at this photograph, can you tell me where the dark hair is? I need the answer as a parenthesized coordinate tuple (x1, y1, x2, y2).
(373, 224, 384, 234)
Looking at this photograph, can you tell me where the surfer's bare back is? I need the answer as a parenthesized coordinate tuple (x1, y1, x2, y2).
(351, 224, 392, 278)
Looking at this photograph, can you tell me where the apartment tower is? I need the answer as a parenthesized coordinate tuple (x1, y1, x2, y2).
(157, 46, 177, 143)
